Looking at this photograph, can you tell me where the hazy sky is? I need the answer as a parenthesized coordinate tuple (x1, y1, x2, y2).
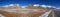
(0, 0, 60, 7)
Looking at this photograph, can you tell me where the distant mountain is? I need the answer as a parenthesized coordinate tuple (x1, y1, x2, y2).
(0, 4, 56, 10)
(0, 4, 56, 17)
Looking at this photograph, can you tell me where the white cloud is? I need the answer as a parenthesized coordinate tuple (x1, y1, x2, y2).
(46, 6, 52, 8)
(33, 4, 40, 6)
(41, 5, 47, 8)
(2, 4, 14, 7)
(52, 6, 56, 8)
(9, 4, 14, 6)
(47, 6, 52, 7)
(2, 5, 8, 7)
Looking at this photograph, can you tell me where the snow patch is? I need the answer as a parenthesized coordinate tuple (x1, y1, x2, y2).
(0, 14, 5, 17)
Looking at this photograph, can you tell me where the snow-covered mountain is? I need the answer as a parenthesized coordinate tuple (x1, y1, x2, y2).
(0, 4, 56, 10)
(33, 4, 56, 8)
(0, 4, 57, 17)
(2, 4, 20, 7)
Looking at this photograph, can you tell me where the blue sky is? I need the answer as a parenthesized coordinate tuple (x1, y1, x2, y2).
(0, 0, 60, 7)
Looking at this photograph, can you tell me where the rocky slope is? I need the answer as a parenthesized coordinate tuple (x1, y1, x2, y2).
(0, 4, 55, 17)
